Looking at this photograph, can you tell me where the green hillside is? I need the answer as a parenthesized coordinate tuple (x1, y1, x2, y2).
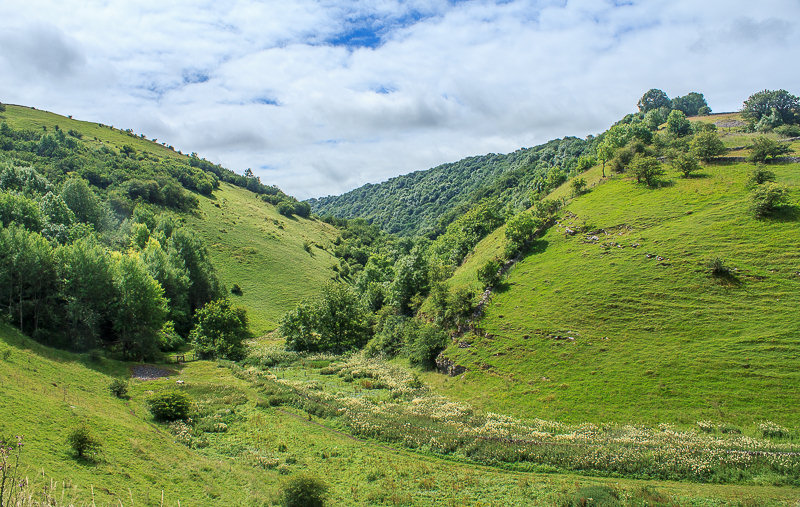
(308, 137, 592, 236)
(185, 182, 339, 334)
(0, 104, 337, 335)
(425, 118, 800, 426)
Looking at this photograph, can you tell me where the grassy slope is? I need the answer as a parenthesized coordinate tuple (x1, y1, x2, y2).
(1, 105, 339, 335)
(184, 182, 339, 334)
(3, 325, 799, 505)
(425, 124, 800, 427)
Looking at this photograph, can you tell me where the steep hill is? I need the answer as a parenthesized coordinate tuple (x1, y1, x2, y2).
(0, 104, 338, 334)
(308, 136, 593, 236)
(424, 118, 800, 426)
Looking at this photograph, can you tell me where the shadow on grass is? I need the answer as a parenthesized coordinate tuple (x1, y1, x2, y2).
(522, 239, 549, 256)
(765, 205, 799, 222)
(711, 271, 742, 287)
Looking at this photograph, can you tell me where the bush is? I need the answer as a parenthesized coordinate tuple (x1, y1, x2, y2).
(230, 283, 243, 296)
(707, 257, 731, 278)
(666, 109, 691, 136)
(629, 155, 664, 187)
(67, 424, 102, 460)
(108, 379, 129, 399)
(748, 167, 776, 186)
(671, 152, 701, 178)
(774, 124, 800, 138)
(559, 485, 621, 507)
(750, 183, 788, 217)
(406, 322, 449, 370)
(748, 136, 790, 163)
(477, 258, 502, 288)
(147, 391, 193, 422)
(282, 474, 328, 507)
(690, 131, 726, 162)
(570, 177, 587, 197)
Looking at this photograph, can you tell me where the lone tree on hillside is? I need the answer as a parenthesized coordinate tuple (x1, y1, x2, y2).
(630, 155, 664, 187)
(690, 131, 726, 162)
(637, 89, 671, 113)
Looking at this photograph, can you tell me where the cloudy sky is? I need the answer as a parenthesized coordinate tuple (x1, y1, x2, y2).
(1, 0, 799, 198)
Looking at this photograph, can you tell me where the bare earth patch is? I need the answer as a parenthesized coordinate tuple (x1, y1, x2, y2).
(131, 364, 176, 380)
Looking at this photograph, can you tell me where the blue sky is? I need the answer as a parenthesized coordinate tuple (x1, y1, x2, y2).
(1, 0, 799, 198)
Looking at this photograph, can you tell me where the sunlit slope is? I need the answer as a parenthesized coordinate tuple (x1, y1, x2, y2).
(1, 104, 340, 334)
(0, 323, 274, 505)
(427, 158, 800, 427)
(185, 183, 339, 334)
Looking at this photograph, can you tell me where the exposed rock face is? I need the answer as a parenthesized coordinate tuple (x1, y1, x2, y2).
(435, 353, 468, 376)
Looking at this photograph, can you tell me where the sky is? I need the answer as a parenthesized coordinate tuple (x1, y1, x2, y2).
(1, 1, 799, 199)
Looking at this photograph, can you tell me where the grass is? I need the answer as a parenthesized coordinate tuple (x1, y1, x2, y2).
(4, 325, 800, 505)
(184, 183, 340, 334)
(428, 132, 800, 428)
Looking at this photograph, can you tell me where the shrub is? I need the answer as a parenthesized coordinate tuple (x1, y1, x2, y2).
(774, 124, 800, 138)
(750, 183, 788, 217)
(559, 485, 621, 507)
(666, 109, 691, 136)
(569, 177, 587, 197)
(67, 424, 102, 460)
(698, 105, 711, 116)
(406, 322, 449, 370)
(690, 131, 726, 162)
(108, 379, 129, 399)
(629, 154, 664, 187)
(748, 136, 790, 163)
(748, 167, 776, 186)
(147, 391, 193, 422)
(706, 258, 731, 278)
(759, 421, 791, 439)
(230, 283, 243, 296)
(671, 152, 701, 178)
(477, 258, 502, 288)
(282, 474, 328, 507)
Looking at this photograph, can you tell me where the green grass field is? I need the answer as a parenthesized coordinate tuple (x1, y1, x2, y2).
(426, 131, 800, 427)
(3, 325, 800, 505)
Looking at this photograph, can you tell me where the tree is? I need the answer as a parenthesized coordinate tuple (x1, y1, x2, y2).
(61, 178, 111, 231)
(111, 253, 168, 360)
(141, 237, 192, 336)
(666, 110, 691, 136)
(60, 237, 116, 350)
(629, 155, 664, 187)
(504, 211, 540, 257)
(570, 177, 587, 197)
(690, 131, 726, 162)
(637, 89, 671, 113)
(190, 298, 250, 360)
(742, 89, 799, 125)
(671, 92, 709, 116)
(644, 107, 670, 131)
(671, 152, 701, 178)
(748, 136, 791, 163)
(281, 284, 370, 353)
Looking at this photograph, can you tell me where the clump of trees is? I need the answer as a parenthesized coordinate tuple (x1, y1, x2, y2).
(280, 284, 371, 354)
(190, 298, 250, 361)
(741, 89, 799, 132)
(0, 164, 232, 360)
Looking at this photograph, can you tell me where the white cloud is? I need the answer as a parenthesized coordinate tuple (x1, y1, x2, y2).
(1, 0, 799, 198)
